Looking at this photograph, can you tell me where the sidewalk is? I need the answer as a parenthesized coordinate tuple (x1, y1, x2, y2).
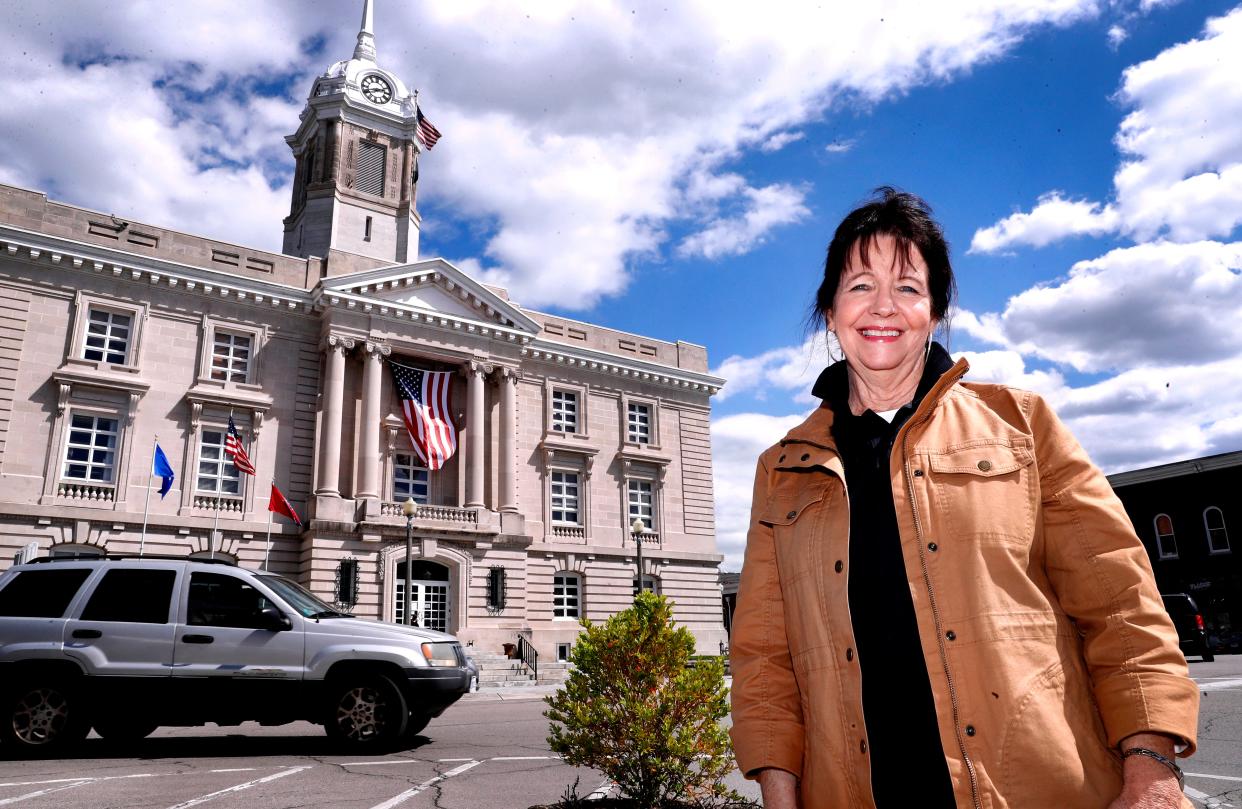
(459, 676, 733, 703)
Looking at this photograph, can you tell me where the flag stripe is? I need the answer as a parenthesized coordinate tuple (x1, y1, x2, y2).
(390, 361, 456, 471)
(225, 415, 257, 476)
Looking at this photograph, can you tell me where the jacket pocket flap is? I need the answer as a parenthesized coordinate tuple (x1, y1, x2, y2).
(760, 482, 831, 526)
(928, 442, 1034, 476)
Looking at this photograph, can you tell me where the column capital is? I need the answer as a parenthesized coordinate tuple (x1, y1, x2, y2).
(464, 359, 493, 376)
(322, 333, 357, 354)
(496, 365, 522, 383)
(362, 340, 392, 358)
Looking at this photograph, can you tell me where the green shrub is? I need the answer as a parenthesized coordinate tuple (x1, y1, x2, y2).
(545, 592, 746, 808)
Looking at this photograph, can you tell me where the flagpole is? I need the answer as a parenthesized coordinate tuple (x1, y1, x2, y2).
(139, 435, 157, 557)
(211, 493, 220, 560)
(264, 481, 274, 572)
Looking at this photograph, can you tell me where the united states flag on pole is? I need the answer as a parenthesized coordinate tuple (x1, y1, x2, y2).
(416, 106, 442, 150)
(225, 414, 257, 476)
(390, 361, 457, 470)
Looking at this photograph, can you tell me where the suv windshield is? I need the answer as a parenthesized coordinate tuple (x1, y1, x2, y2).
(259, 574, 350, 618)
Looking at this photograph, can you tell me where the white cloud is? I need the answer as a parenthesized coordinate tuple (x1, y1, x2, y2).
(1108, 24, 1129, 47)
(972, 7, 1242, 253)
(712, 331, 833, 402)
(0, 0, 1104, 307)
(970, 192, 1121, 253)
(677, 183, 810, 260)
(824, 138, 857, 154)
(760, 131, 805, 153)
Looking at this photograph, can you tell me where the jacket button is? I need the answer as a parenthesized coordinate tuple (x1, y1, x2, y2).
(846, 647, 854, 661)
(977, 460, 992, 472)
(778, 454, 785, 462)
(946, 630, 956, 641)
(913, 469, 924, 477)
(800, 453, 810, 461)
(965, 725, 976, 737)
(860, 739, 867, 753)
(786, 510, 797, 519)
(927, 542, 938, 552)
(834, 560, 843, 573)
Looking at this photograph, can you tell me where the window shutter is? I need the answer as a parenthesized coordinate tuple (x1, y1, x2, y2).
(356, 142, 385, 196)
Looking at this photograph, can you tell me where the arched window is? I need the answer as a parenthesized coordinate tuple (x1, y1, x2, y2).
(1204, 507, 1230, 555)
(553, 572, 582, 619)
(1154, 514, 1177, 560)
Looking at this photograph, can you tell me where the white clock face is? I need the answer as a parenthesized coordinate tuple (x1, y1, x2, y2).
(361, 75, 393, 104)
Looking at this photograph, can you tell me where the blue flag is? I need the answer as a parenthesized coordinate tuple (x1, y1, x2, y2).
(153, 444, 175, 498)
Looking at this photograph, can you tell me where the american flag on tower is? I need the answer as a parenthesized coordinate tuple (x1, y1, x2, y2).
(416, 106, 442, 150)
(225, 414, 256, 476)
(390, 361, 457, 470)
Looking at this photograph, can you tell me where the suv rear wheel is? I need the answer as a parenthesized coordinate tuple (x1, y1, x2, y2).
(1, 679, 91, 755)
(323, 674, 409, 749)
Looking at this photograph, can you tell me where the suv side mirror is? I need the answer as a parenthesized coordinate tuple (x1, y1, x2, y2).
(259, 606, 292, 632)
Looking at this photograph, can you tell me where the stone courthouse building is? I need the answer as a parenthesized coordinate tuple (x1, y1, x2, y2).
(0, 3, 727, 657)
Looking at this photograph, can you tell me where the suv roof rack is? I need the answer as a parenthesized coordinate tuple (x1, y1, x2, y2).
(27, 554, 237, 566)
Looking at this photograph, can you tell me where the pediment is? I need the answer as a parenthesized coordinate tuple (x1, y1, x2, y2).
(321, 258, 539, 334)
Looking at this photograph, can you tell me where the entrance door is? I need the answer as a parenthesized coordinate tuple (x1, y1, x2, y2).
(394, 560, 451, 632)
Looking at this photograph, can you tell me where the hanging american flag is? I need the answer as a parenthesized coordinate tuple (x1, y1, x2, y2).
(416, 106, 442, 150)
(390, 361, 457, 470)
(225, 414, 256, 476)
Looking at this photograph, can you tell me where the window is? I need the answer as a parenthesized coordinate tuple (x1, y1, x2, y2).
(1154, 513, 1177, 559)
(393, 453, 429, 503)
(627, 402, 651, 444)
(197, 430, 242, 495)
(1205, 507, 1230, 554)
(556, 642, 572, 662)
(210, 330, 252, 383)
(551, 471, 580, 524)
(188, 572, 278, 629)
(0, 569, 92, 618)
(337, 558, 360, 607)
(80, 569, 176, 624)
(82, 307, 132, 364)
(487, 567, 507, 611)
(356, 141, 386, 196)
(628, 479, 655, 530)
(364, 215, 373, 242)
(553, 572, 581, 619)
(551, 390, 578, 433)
(62, 413, 119, 483)
(633, 575, 659, 596)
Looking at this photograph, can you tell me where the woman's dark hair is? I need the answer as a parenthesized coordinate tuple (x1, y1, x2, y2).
(809, 186, 955, 334)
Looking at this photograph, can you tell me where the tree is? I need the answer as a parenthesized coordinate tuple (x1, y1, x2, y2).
(545, 592, 747, 808)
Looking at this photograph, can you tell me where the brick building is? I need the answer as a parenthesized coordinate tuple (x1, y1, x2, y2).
(0, 2, 727, 658)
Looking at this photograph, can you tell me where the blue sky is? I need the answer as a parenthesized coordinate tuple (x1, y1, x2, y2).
(2, 1, 1240, 568)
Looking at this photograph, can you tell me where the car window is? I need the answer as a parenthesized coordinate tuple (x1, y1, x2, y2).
(0, 568, 93, 618)
(80, 569, 176, 624)
(188, 572, 277, 629)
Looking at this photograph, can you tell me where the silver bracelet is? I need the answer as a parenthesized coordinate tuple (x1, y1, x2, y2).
(1122, 747, 1184, 791)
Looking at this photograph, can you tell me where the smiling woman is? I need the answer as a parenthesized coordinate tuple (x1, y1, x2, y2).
(729, 188, 1200, 809)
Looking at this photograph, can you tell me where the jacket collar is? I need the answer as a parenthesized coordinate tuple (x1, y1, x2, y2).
(780, 343, 969, 450)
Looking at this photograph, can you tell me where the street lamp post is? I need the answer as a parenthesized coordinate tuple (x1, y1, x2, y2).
(630, 516, 647, 598)
(402, 497, 416, 626)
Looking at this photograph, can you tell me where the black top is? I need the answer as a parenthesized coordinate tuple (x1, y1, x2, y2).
(812, 343, 957, 808)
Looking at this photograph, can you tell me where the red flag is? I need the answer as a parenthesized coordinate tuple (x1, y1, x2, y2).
(269, 482, 302, 526)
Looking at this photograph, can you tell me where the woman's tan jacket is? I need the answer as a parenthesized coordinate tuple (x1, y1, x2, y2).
(729, 359, 1199, 809)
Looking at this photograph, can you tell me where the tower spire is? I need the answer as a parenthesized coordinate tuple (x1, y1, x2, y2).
(353, 0, 377, 62)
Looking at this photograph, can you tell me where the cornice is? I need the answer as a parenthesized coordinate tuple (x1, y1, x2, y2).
(0, 225, 315, 315)
(316, 287, 533, 345)
(521, 339, 724, 396)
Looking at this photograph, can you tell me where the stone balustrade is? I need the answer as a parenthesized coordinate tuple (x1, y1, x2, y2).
(57, 482, 115, 502)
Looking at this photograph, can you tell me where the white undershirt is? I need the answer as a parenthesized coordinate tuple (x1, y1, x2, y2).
(873, 408, 901, 423)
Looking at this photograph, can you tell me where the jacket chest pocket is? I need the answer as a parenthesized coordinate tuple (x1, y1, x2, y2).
(925, 439, 1036, 545)
(760, 475, 837, 586)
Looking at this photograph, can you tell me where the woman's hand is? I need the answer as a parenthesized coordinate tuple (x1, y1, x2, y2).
(756, 768, 799, 809)
(1108, 734, 1185, 809)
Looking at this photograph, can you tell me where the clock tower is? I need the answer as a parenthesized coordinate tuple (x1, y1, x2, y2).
(282, 0, 424, 267)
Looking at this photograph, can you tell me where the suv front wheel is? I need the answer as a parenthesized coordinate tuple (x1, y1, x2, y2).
(1, 678, 91, 755)
(323, 673, 409, 750)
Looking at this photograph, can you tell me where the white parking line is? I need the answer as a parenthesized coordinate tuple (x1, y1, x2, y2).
(0, 780, 90, 806)
(164, 766, 312, 809)
(341, 760, 423, 767)
(1188, 773, 1242, 782)
(1186, 785, 1235, 808)
(367, 760, 482, 809)
(206, 768, 257, 773)
(1196, 678, 1242, 692)
(492, 756, 557, 761)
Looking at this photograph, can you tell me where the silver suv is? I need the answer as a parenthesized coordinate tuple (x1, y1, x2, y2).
(0, 555, 470, 755)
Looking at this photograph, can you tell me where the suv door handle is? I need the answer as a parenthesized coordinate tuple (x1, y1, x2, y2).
(72, 629, 102, 639)
(182, 634, 214, 644)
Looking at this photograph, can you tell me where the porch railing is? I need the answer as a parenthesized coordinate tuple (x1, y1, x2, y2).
(380, 502, 478, 523)
(516, 630, 538, 682)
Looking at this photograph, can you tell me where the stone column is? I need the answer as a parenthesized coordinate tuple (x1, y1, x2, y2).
(315, 335, 355, 496)
(464, 361, 489, 509)
(498, 367, 520, 512)
(356, 341, 391, 500)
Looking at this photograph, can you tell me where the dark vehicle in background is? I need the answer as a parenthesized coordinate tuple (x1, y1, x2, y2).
(1161, 593, 1215, 662)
